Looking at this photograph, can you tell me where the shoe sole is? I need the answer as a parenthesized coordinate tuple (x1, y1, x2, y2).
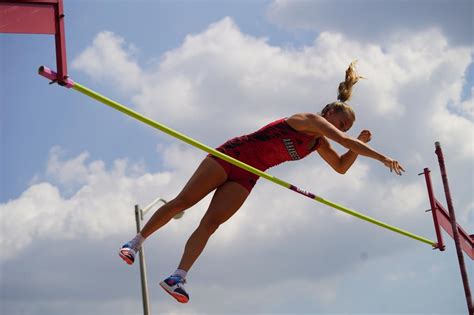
(160, 281, 189, 303)
(119, 250, 134, 265)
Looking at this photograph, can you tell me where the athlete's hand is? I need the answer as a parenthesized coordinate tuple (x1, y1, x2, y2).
(382, 157, 405, 175)
(357, 130, 372, 143)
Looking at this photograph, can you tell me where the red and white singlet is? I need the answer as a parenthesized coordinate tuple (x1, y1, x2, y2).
(210, 118, 321, 192)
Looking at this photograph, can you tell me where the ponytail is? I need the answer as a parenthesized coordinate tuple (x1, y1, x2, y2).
(320, 61, 363, 121)
(337, 60, 365, 102)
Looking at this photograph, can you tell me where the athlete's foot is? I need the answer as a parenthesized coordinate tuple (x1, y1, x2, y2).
(160, 275, 189, 303)
(118, 242, 139, 265)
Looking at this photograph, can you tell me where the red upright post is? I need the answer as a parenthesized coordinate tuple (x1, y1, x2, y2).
(434, 142, 473, 315)
(53, 0, 67, 83)
(422, 167, 445, 251)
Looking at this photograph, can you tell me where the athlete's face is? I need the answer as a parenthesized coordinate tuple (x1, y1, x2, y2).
(327, 109, 354, 132)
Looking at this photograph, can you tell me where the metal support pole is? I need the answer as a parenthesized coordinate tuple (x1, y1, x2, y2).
(435, 142, 473, 315)
(133, 198, 168, 315)
(135, 205, 150, 315)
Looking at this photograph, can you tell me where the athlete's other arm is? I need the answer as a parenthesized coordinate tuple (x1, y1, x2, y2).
(287, 113, 405, 175)
(317, 130, 371, 174)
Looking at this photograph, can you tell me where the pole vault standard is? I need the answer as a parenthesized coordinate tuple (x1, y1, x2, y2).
(422, 143, 473, 315)
(38, 65, 437, 248)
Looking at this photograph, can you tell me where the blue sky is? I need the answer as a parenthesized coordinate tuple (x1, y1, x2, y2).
(1, 1, 473, 314)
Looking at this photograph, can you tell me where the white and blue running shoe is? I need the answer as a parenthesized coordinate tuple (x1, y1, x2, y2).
(160, 275, 189, 303)
(118, 242, 138, 265)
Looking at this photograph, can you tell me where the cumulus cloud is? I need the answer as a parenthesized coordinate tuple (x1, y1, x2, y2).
(70, 18, 473, 160)
(72, 31, 143, 93)
(46, 146, 91, 187)
(267, 0, 473, 46)
(0, 145, 195, 261)
(0, 144, 434, 313)
(67, 16, 472, 247)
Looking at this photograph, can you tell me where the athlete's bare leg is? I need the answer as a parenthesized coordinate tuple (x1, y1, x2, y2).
(140, 157, 227, 239)
(177, 181, 249, 271)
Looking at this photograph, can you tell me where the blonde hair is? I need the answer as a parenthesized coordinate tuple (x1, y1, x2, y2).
(321, 60, 365, 121)
(338, 60, 364, 102)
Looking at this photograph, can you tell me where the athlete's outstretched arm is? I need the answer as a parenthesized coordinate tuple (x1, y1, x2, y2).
(287, 113, 405, 175)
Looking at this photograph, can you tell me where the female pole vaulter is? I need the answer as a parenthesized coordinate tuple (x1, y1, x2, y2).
(119, 61, 405, 303)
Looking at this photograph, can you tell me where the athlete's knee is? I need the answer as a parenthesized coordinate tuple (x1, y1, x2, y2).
(199, 217, 222, 235)
(169, 194, 195, 212)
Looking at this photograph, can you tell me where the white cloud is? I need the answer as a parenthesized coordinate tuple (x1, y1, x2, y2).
(0, 146, 180, 261)
(72, 31, 143, 93)
(71, 19, 473, 161)
(46, 146, 90, 187)
(65, 15, 472, 254)
(0, 183, 66, 258)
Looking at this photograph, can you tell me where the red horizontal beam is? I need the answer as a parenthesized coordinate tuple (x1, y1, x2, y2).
(4, 1, 60, 4)
(0, 2, 57, 34)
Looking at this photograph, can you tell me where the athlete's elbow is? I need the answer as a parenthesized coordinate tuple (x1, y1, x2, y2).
(336, 166, 348, 174)
(334, 162, 348, 174)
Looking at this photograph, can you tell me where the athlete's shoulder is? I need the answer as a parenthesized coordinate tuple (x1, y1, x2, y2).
(286, 113, 325, 134)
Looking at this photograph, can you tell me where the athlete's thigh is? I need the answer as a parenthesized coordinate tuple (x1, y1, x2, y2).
(175, 156, 228, 206)
(201, 181, 249, 226)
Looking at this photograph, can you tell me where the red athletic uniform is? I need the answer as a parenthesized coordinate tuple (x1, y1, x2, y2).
(210, 118, 321, 192)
